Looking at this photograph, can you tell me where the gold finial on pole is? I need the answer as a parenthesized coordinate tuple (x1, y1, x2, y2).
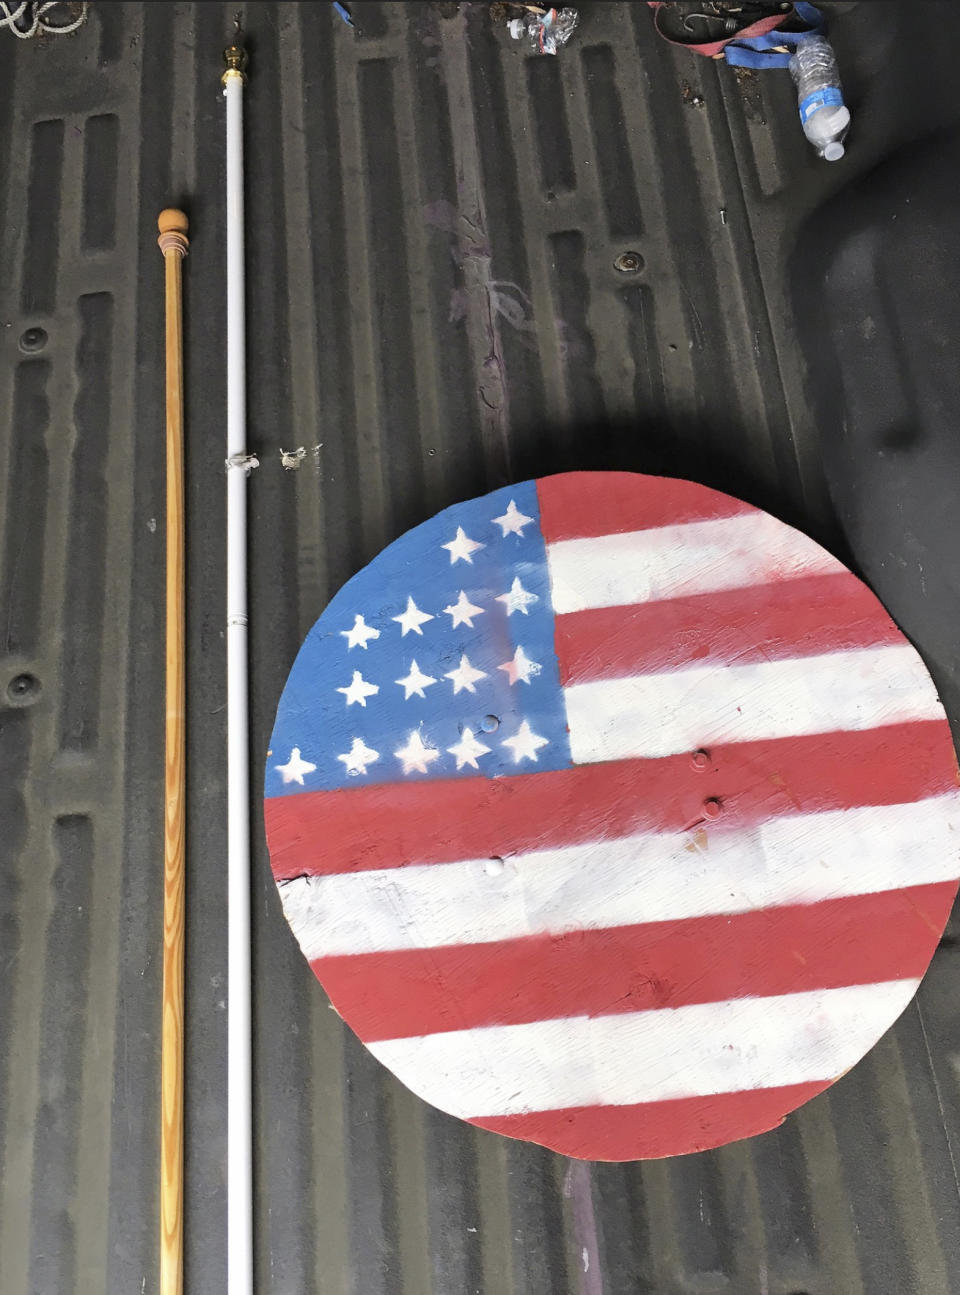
(222, 33, 248, 87)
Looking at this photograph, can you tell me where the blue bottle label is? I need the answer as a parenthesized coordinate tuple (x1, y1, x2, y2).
(799, 87, 843, 124)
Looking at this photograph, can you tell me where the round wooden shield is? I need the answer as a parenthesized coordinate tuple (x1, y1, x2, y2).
(264, 472, 960, 1160)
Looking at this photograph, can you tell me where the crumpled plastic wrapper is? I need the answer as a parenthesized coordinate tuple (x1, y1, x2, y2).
(507, 7, 579, 56)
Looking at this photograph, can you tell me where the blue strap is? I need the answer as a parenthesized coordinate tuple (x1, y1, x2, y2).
(723, 2, 824, 69)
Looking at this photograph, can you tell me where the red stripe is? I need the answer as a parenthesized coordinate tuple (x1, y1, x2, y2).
(311, 883, 956, 1042)
(535, 471, 755, 543)
(264, 722, 958, 878)
(470, 1081, 831, 1160)
(555, 572, 903, 684)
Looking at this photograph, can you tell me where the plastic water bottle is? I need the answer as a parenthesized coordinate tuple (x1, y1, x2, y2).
(789, 35, 850, 161)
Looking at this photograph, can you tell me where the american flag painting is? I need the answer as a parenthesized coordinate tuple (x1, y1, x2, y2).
(264, 472, 960, 1160)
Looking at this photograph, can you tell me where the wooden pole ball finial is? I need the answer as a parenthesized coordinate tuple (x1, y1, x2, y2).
(158, 209, 189, 257)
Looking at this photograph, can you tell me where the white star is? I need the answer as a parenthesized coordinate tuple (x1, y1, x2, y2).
(501, 720, 549, 764)
(492, 499, 534, 537)
(340, 614, 381, 650)
(496, 577, 538, 616)
(498, 645, 542, 686)
(395, 729, 440, 775)
(337, 737, 379, 777)
(275, 747, 317, 785)
(447, 727, 491, 771)
(444, 589, 485, 629)
(393, 596, 434, 637)
(395, 659, 437, 700)
(444, 654, 488, 695)
(442, 526, 485, 565)
(337, 670, 379, 707)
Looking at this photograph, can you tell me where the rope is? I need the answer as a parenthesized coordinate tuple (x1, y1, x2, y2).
(0, 1, 88, 38)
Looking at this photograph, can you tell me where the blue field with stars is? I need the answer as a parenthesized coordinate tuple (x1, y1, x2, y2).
(266, 480, 574, 797)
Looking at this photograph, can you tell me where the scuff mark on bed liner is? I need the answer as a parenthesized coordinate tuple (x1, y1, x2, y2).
(563, 1160, 605, 1295)
(423, 7, 524, 483)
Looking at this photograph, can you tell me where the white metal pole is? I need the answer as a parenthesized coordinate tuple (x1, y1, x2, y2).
(222, 37, 253, 1295)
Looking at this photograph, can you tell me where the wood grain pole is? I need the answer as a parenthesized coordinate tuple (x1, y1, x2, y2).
(157, 207, 189, 1295)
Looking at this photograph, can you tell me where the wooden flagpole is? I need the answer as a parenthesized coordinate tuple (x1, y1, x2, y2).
(157, 207, 189, 1295)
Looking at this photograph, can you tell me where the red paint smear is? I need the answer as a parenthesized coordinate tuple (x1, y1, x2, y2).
(555, 571, 904, 684)
(470, 1081, 832, 1160)
(264, 722, 958, 879)
(535, 471, 756, 543)
(312, 883, 957, 1042)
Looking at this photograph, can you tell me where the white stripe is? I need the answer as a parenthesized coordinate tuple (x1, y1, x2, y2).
(564, 645, 944, 764)
(368, 980, 919, 1118)
(277, 794, 960, 959)
(546, 512, 842, 614)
